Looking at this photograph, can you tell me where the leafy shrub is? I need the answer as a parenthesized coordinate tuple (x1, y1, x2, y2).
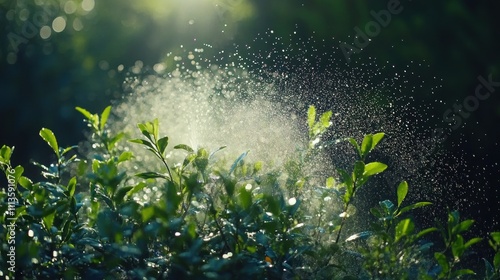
(0, 105, 498, 279)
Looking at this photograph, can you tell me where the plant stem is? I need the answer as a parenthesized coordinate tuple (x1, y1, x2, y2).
(56, 158, 62, 184)
(181, 192, 192, 221)
(335, 180, 359, 244)
(335, 202, 350, 244)
(211, 204, 232, 252)
(178, 168, 188, 217)
(159, 155, 174, 183)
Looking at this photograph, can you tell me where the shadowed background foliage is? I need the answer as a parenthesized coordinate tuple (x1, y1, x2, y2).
(1, 0, 499, 235)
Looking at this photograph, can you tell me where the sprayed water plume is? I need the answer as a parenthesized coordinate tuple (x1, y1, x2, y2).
(116, 46, 417, 193)
(103, 30, 498, 235)
(113, 66, 310, 168)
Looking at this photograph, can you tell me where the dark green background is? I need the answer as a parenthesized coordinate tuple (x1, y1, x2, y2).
(1, 1, 499, 232)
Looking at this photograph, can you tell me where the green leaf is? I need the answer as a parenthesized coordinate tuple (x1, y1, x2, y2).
(397, 181, 408, 208)
(91, 159, 100, 173)
(61, 220, 73, 242)
(417, 227, 438, 238)
(223, 176, 236, 197)
(135, 172, 169, 180)
(61, 145, 77, 156)
(326, 177, 335, 188)
(338, 169, 354, 202)
(129, 138, 147, 145)
(452, 234, 465, 258)
(253, 161, 263, 173)
(319, 111, 332, 128)
(395, 218, 414, 242)
(39, 128, 60, 158)
(494, 251, 500, 269)
(307, 105, 316, 130)
(13, 165, 24, 182)
(452, 269, 475, 278)
(117, 151, 134, 163)
(453, 219, 475, 234)
(371, 132, 385, 151)
(361, 134, 373, 158)
(126, 182, 147, 198)
(397, 201, 432, 216)
(76, 107, 99, 131)
(157, 136, 169, 155)
(209, 145, 227, 159)
(75, 107, 93, 121)
(434, 252, 449, 274)
(344, 184, 355, 203)
(100, 106, 112, 131)
(239, 188, 252, 209)
(137, 123, 151, 140)
(370, 207, 383, 218)
(114, 186, 133, 204)
(0, 145, 13, 165)
(230, 150, 248, 175)
(186, 222, 197, 239)
(164, 181, 182, 215)
(182, 153, 196, 169)
(70, 196, 78, 214)
(108, 132, 125, 149)
(448, 210, 460, 225)
(137, 120, 158, 141)
(129, 139, 156, 150)
(67, 177, 77, 197)
(353, 161, 365, 181)
(490, 232, 500, 244)
(152, 119, 160, 140)
(18, 176, 33, 191)
(464, 237, 482, 249)
(14, 206, 26, 220)
(174, 144, 194, 153)
(43, 210, 56, 230)
(348, 138, 361, 157)
(197, 148, 209, 159)
(345, 231, 373, 242)
(195, 148, 209, 171)
(363, 162, 387, 176)
(96, 190, 114, 210)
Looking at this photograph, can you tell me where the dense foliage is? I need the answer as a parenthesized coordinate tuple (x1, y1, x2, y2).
(1, 106, 499, 279)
